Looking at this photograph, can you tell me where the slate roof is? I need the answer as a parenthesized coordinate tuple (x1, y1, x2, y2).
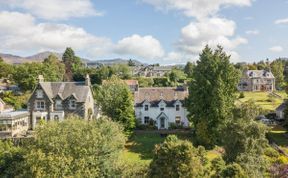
(243, 70, 275, 79)
(39, 82, 90, 103)
(276, 101, 288, 111)
(134, 87, 188, 107)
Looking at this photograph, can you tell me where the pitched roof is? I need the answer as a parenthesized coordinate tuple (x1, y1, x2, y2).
(124, 80, 138, 86)
(39, 82, 90, 102)
(276, 101, 288, 111)
(134, 87, 188, 106)
(243, 70, 275, 79)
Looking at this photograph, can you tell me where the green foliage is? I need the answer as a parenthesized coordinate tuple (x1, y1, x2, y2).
(184, 61, 194, 78)
(271, 60, 285, 89)
(149, 135, 206, 178)
(220, 163, 247, 178)
(0, 91, 30, 109)
(110, 64, 132, 79)
(153, 77, 170, 87)
(0, 140, 25, 178)
(128, 59, 136, 66)
(187, 45, 240, 148)
(239, 92, 245, 98)
(168, 68, 187, 86)
(12, 59, 65, 91)
(224, 101, 269, 163)
(95, 77, 135, 134)
(137, 77, 154, 87)
(21, 118, 126, 177)
(0, 59, 14, 78)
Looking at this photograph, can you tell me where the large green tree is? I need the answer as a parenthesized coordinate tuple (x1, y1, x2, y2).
(271, 60, 285, 89)
(184, 61, 194, 78)
(95, 77, 135, 133)
(149, 135, 207, 178)
(21, 117, 126, 177)
(187, 46, 240, 148)
(62, 47, 84, 81)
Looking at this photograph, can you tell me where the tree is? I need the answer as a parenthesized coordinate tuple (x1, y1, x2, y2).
(0, 140, 25, 177)
(62, 47, 84, 81)
(187, 46, 240, 148)
(21, 117, 126, 177)
(128, 59, 135, 66)
(271, 60, 285, 89)
(0, 59, 13, 78)
(95, 77, 135, 133)
(168, 68, 187, 86)
(223, 101, 268, 163)
(184, 61, 194, 78)
(149, 135, 206, 178)
(43, 54, 65, 81)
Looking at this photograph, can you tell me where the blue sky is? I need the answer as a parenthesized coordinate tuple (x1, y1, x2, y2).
(0, 0, 287, 64)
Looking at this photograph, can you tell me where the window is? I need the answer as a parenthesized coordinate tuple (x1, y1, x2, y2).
(55, 100, 63, 110)
(36, 90, 43, 98)
(69, 100, 76, 109)
(35, 101, 45, 110)
(144, 105, 149, 111)
(160, 107, 164, 111)
(175, 116, 181, 125)
(176, 105, 180, 111)
(144, 117, 149, 124)
(54, 115, 59, 121)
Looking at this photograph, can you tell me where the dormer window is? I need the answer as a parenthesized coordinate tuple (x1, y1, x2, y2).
(36, 90, 43, 98)
(176, 105, 180, 111)
(160, 107, 164, 111)
(144, 105, 149, 111)
(69, 100, 76, 110)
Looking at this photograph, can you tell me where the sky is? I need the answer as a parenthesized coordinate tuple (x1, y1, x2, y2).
(0, 0, 288, 64)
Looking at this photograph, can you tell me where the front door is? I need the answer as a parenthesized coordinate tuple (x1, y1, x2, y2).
(160, 117, 165, 129)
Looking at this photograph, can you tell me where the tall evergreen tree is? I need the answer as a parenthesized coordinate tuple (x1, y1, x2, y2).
(184, 61, 194, 78)
(62, 47, 75, 81)
(187, 45, 240, 148)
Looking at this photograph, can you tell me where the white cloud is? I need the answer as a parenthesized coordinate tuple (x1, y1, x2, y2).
(0, 11, 167, 61)
(0, 11, 111, 56)
(114, 34, 165, 59)
(177, 17, 247, 59)
(269, 46, 284, 52)
(0, 0, 101, 20)
(245, 29, 259, 35)
(142, 0, 252, 19)
(275, 18, 288, 25)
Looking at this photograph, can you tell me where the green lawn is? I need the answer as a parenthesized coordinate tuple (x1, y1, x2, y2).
(237, 91, 286, 111)
(269, 125, 288, 147)
(121, 132, 221, 165)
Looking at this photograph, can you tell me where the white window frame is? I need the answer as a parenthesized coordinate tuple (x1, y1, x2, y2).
(175, 116, 181, 125)
(35, 101, 45, 110)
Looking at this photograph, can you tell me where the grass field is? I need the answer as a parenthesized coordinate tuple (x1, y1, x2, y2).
(121, 132, 221, 165)
(237, 91, 286, 111)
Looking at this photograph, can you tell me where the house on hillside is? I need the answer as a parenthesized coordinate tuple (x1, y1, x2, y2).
(238, 70, 275, 92)
(124, 80, 139, 93)
(134, 87, 189, 129)
(27, 75, 95, 129)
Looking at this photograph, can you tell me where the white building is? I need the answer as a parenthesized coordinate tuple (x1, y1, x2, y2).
(134, 87, 189, 129)
(0, 110, 29, 138)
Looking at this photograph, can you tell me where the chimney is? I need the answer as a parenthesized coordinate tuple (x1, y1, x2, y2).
(85, 74, 91, 86)
(38, 75, 44, 83)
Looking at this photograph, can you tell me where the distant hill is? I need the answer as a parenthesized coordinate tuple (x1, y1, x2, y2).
(87, 58, 144, 66)
(0, 51, 62, 64)
(0, 51, 144, 66)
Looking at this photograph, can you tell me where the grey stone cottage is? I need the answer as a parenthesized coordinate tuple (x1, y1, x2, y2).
(27, 75, 95, 129)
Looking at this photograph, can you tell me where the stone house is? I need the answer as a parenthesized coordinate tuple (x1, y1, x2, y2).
(238, 70, 275, 92)
(27, 75, 95, 129)
(134, 87, 189, 129)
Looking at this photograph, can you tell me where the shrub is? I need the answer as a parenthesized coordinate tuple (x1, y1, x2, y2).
(239, 92, 245, 99)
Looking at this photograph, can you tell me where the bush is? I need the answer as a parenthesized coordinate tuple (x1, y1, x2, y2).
(169, 122, 184, 130)
(239, 92, 245, 99)
(153, 77, 170, 87)
(149, 135, 207, 177)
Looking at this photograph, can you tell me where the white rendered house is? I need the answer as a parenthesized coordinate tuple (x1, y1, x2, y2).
(134, 87, 189, 129)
